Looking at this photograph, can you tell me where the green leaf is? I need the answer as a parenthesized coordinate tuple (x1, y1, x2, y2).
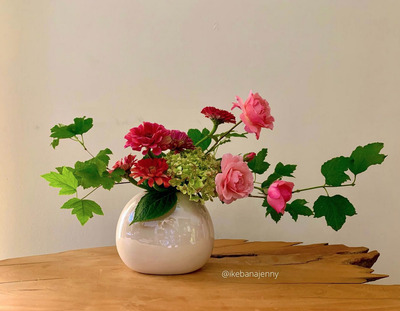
(74, 157, 114, 190)
(61, 198, 103, 225)
(96, 148, 112, 165)
(41, 167, 78, 195)
(285, 199, 313, 221)
(55, 166, 74, 174)
(50, 124, 75, 139)
(70, 117, 93, 135)
(313, 195, 356, 231)
(275, 162, 297, 177)
(262, 162, 297, 188)
(111, 168, 125, 183)
(262, 173, 281, 188)
(248, 148, 270, 174)
(262, 199, 283, 223)
(49, 117, 93, 147)
(349, 142, 386, 175)
(132, 189, 178, 223)
(51, 138, 59, 149)
(265, 206, 283, 223)
(321, 156, 351, 186)
(187, 128, 212, 151)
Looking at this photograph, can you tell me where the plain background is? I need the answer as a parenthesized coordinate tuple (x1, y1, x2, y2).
(1, 0, 399, 284)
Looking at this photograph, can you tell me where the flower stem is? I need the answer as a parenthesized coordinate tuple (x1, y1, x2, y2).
(81, 187, 100, 200)
(254, 186, 264, 193)
(206, 121, 242, 154)
(291, 181, 356, 194)
(195, 121, 219, 147)
(249, 194, 266, 199)
(126, 176, 148, 190)
(71, 135, 95, 158)
(147, 150, 156, 159)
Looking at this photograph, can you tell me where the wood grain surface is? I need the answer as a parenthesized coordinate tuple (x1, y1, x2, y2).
(0, 239, 399, 310)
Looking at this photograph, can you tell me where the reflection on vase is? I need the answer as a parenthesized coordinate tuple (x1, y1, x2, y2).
(116, 192, 214, 275)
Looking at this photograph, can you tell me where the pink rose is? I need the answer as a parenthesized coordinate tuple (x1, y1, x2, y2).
(232, 91, 274, 139)
(267, 180, 294, 214)
(215, 153, 254, 204)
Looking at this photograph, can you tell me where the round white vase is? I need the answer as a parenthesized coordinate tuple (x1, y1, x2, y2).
(116, 191, 214, 275)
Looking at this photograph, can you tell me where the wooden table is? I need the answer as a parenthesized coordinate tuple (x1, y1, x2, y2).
(1, 239, 399, 310)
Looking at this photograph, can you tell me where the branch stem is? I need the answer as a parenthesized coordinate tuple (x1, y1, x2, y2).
(206, 121, 242, 154)
(292, 182, 356, 194)
(81, 187, 100, 200)
(71, 136, 95, 158)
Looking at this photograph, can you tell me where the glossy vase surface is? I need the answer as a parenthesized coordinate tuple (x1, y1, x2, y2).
(116, 192, 214, 274)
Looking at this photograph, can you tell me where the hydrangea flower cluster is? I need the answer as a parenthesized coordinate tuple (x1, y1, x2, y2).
(165, 148, 220, 203)
(43, 90, 386, 230)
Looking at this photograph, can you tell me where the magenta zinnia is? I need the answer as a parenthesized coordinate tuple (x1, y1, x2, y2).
(124, 122, 171, 156)
(130, 158, 171, 188)
(201, 106, 236, 124)
(168, 130, 195, 153)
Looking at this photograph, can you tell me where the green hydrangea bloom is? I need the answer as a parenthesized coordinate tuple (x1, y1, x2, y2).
(165, 148, 220, 203)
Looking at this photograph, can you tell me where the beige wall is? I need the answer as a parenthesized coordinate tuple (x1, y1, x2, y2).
(1, 0, 399, 284)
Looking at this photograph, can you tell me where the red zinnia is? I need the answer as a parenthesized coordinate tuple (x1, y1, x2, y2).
(124, 122, 171, 156)
(130, 158, 171, 188)
(201, 107, 236, 124)
(109, 154, 137, 173)
(168, 130, 195, 153)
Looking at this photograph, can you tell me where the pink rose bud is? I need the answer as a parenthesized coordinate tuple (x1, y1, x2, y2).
(232, 91, 274, 140)
(215, 153, 254, 204)
(267, 180, 294, 214)
(243, 152, 256, 162)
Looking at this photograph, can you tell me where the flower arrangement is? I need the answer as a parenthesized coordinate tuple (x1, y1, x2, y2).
(42, 91, 386, 231)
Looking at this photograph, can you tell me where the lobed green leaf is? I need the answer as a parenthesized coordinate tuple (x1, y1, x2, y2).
(61, 198, 103, 225)
(96, 148, 112, 165)
(41, 167, 78, 195)
(262, 162, 297, 188)
(188, 128, 212, 151)
(49, 117, 93, 148)
(313, 195, 356, 231)
(275, 162, 296, 177)
(285, 199, 313, 221)
(321, 156, 351, 186)
(349, 142, 386, 175)
(248, 148, 270, 174)
(73, 149, 115, 190)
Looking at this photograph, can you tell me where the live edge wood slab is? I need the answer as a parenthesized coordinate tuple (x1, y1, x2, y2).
(1, 240, 399, 310)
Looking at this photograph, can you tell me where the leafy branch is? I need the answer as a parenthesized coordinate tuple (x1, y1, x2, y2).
(247, 142, 386, 231)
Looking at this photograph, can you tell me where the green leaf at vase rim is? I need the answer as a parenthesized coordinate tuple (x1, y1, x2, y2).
(131, 189, 178, 224)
